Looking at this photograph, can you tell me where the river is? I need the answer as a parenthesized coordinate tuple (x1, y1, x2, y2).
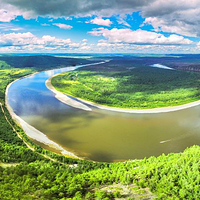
(7, 63, 200, 162)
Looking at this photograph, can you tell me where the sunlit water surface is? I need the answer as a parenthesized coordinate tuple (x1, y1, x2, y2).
(7, 64, 200, 162)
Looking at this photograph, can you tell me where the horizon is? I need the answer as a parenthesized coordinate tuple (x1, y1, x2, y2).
(2, 52, 200, 55)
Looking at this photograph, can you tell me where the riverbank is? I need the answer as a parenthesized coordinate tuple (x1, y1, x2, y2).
(76, 97, 200, 113)
(46, 74, 92, 111)
(47, 74, 200, 114)
(5, 71, 79, 159)
(5, 61, 110, 160)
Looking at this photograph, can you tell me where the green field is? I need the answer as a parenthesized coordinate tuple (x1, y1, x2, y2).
(2, 56, 200, 199)
(52, 65, 200, 109)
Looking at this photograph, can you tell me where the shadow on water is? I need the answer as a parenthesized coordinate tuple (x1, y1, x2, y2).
(7, 64, 200, 162)
(89, 151, 115, 162)
(37, 109, 107, 138)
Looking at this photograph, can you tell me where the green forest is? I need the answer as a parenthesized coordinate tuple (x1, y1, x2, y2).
(52, 64, 200, 109)
(0, 55, 93, 70)
(1, 56, 200, 199)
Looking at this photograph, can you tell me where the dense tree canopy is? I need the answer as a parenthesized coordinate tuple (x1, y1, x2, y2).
(52, 63, 200, 109)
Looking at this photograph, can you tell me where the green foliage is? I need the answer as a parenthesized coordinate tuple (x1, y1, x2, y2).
(1, 146, 200, 199)
(0, 60, 11, 69)
(1, 57, 200, 199)
(0, 66, 110, 199)
(0, 55, 93, 71)
(0, 68, 34, 100)
(52, 66, 200, 109)
(0, 68, 43, 163)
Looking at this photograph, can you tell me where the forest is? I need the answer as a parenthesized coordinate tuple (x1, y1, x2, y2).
(52, 60, 200, 109)
(1, 55, 200, 199)
(0, 55, 93, 70)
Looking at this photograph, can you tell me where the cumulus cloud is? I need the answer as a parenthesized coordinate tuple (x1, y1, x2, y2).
(0, 7, 18, 22)
(0, 4, 34, 22)
(90, 17, 112, 26)
(142, 0, 197, 17)
(0, 2, 35, 21)
(0, 32, 87, 52)
(53, 23, 73, 29)
(89, 28, 192, 45)
(0, 32, 37, 46)
(95, 40, 197, 53)
(0, 0, 151, 18)
(117, 18, 131, 27)
(1, 0, 200, 44)
(141, 0, 200, 37)
(142, 17, 197, 37)
(0, 31, 196, 53)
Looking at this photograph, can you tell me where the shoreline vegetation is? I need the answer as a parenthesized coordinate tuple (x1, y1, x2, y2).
(47, 75, 200, 113)
(6, 71, 80, 159)
(3, 55, 200, 199)
(5, 61, 109, 160)
(46, 75, 92, 111)
(0, 66, 89, 165)
(45, 59, 112, 111)
(50, 67, 200, 114)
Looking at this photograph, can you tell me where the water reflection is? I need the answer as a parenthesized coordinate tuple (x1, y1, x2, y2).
(7, 65, 200, 162)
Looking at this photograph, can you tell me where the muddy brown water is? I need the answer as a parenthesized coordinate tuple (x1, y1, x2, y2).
(7, 64, 200, 162)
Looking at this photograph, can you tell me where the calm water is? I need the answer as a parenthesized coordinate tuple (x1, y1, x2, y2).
(7, 64, 200, 162)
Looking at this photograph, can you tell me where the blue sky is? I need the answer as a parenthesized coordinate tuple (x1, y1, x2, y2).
(0, 0, 200, 53)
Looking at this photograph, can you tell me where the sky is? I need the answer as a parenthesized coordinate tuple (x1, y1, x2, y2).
(0, 0, 200, 53)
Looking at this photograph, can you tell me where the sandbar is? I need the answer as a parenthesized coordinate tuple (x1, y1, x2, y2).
(47, 76, 200, 114)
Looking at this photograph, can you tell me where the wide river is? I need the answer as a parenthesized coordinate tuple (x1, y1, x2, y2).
(7, 63, 200, 162)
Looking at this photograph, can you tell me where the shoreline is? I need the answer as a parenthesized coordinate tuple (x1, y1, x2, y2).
(46, 60, 110, 112)
(5, 70, 80, 159)
(5, 61, 109, 160)
(46, 74, 92, 111)
(47, 76, 200, 114)
(76, 97, 200, 114)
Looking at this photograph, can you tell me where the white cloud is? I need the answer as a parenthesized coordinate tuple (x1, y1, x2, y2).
(41, 23, 50, 26)
(0, 32, 83, 52)
(117, 18, 131, 27)
(0, 32, 36, 46)
(1, 0, 200, 38)
(95, 40, 199, 53)
(90, 18, 112, 26)
(53, 23, 73, 29)
(0, 0, 147, 19)
(142, 16, 198, 37)
(0, 23, 23, 31)
(89, 28, 192, 45)
(79, 45, 91, 50)
(0, 31, 197, 53)
(0, 8, 17, 22)
(0, 3, 34, 22)
(196, 41, 200, 49)
(141, 0, 200, 37)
